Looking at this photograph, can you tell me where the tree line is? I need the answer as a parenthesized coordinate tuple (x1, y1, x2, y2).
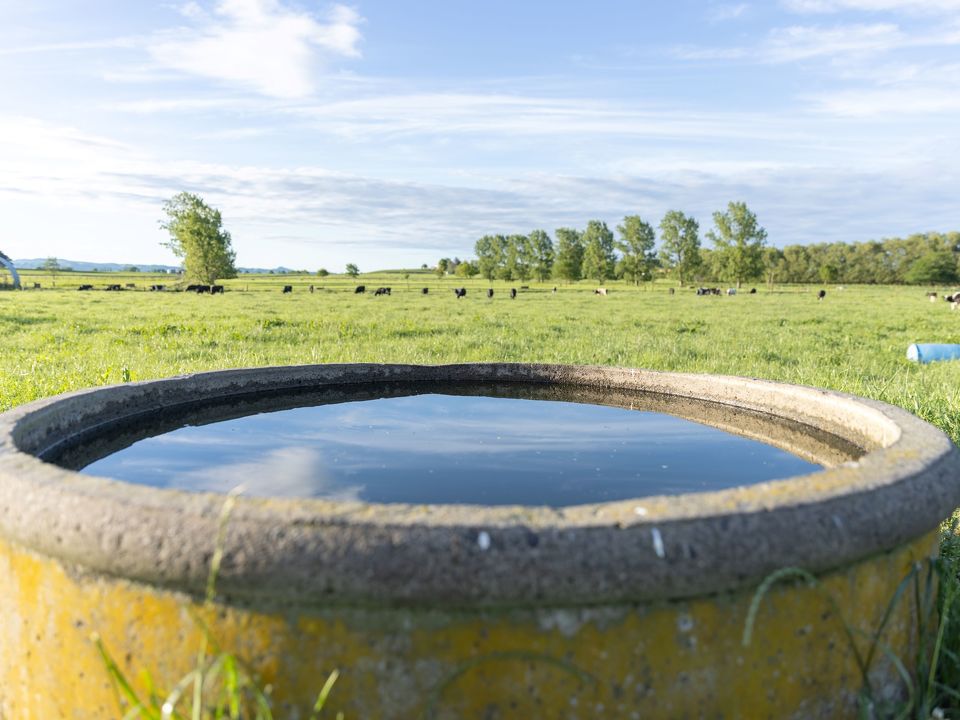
(441, 203, 960, 287)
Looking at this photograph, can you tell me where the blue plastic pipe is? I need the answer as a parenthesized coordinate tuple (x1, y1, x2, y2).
(906, 343, 960, 364)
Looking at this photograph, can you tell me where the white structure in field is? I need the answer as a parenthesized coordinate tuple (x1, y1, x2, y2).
(0, 251, 20, 289)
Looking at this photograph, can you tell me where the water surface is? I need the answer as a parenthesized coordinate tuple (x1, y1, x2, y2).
(69, 386, 842, 506)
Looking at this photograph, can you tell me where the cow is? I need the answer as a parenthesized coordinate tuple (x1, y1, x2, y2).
(727, 288, 736, 296)
(211, 285, 224, 294)
(195, 285, 211, 294)
(32, 282, 41, 289)
(422, 287, 429, 295)
(355, 285, 366, 294)
(78, 284, 93, 291)
(125, 283, 136, 289)
(818, 289, 827, 301)
(945, 293, 960, 309)
(668, 288, 675, 295)
(487, 288, 494, 298)
(595, 288, 608, 296)
(928, 292, 939, 302)
(749, 288, 757, 294)
(282, 285, 293, 293)
(455, 287, 467, 299)
(150, 284, 165, 291)
(510, 288, 517, 299)
(185, 284, 199, 292)
(552, 287, 557, 293)
(374, 287, 392, 296)
(309, 285, 315, 293)
(105, 284, 122, 291)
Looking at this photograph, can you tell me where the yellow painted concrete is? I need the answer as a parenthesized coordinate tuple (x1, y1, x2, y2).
(0, 531, 937, 719)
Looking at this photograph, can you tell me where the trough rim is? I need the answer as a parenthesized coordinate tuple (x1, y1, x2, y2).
(0, 362, 957, 608)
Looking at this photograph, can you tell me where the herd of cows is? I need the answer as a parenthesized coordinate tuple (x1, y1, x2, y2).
(57, 283, 960, 306)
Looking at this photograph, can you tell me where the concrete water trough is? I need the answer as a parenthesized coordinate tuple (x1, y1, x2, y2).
(0, 363, 958, 718)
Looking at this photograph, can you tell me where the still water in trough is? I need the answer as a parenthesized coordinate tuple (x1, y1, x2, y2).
(63, 383, 857, 507)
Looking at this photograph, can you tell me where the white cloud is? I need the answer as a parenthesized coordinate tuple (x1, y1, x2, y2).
(783, 0, 960, 14)
(148, 0, 363, 98)
(708, 3, 751, 21)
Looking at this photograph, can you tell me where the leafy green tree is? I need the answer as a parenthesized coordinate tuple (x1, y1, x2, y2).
(762, 247, 784, 288)
(616, 215, 657, 285)
(904, 251, 958, 284)
(160, 193, 237, 285)
(553, 228, 583, 282)
(504, 234, 533, 282)
(528, 229, 554, 282)
(436, 258, 450, 278)
(658, 211, 701, 286)
(581, 220, 616, 284)
(706, 201, 767, 289)
(345, 263, 360, 278)
(455, 259, 479, 278)
(475, 234, 506, 282)
(317, 268, 330, 277)
(42, 257, 61, 286)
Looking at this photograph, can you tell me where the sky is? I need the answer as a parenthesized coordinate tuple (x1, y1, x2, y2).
(1, 0, 959, 270)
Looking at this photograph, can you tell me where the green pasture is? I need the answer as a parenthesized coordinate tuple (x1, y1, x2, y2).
(3, 275, 960, 450)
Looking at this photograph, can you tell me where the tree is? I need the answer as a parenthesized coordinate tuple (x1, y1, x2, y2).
(762, 247, 784, 288)
(553, 228, 584, 282)
(658, 211, 701, 287)
(581, 220, 617, 284)
(504, 235, 533, 282)
(42, 257, 61, 287)
(528, 229, 554, 282)
(317, 268, 330, 277)
(904, 251, 958, 284)
(706, 201, 767, 289)
(616, 215, 657, 286)
(436, 258, 450, 278)
(456, 259, 479, 278)
(345, 263, 360, 278)
(475, 234, 506, 283)
(160, 193, 237, 285)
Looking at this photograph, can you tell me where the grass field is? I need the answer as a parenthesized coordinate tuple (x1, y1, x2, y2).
(4, 273, 960, 716)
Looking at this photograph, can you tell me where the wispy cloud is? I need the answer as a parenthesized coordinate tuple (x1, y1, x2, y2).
(147, 0, 363, 98)
(782, 0, 960, 14)
(708, 3, 751, 22)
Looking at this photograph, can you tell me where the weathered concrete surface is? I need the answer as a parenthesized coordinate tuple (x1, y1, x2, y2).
(0, 363, 958, 717)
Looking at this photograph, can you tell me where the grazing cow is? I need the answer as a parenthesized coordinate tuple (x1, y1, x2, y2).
(552, 287, 557, 293)
(818, 289, 827, 301)
(455, 287, 467, 299)
(32, 282, 41, 289)
(727, 288, 736, 296)
(282, 285, 293, 293)
(668, 288, 675, 295)
(696, 287, 720, 296)
(945, 293, 960, 309)
(355, 285, 366, 294)
(105, 284, 122, 291)
(150, 284, 165, 292)
(595, 288, 608, 296)
(422, 287, 429, 295)
(928, 292, 938, 302)
(510, 288, 517, 299)
(185, 284, 199, 292)
(309, 285, 315, 293)
(487, 288, 494, 298)
(374, 287, 392, 296)
(749, 288, 757, 294)
(78, 284, 93, 291)
(196, 285, 211, 294)
(211, 285, 224, 294)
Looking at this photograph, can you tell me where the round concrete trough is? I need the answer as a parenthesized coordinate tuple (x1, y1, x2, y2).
(0, 363, 958, 718)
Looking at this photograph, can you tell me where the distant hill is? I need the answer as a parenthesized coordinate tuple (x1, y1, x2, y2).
(13, 258, 301, 274)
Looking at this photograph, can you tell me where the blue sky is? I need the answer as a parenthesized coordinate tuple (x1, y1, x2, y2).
(1, 0, 958, 270)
